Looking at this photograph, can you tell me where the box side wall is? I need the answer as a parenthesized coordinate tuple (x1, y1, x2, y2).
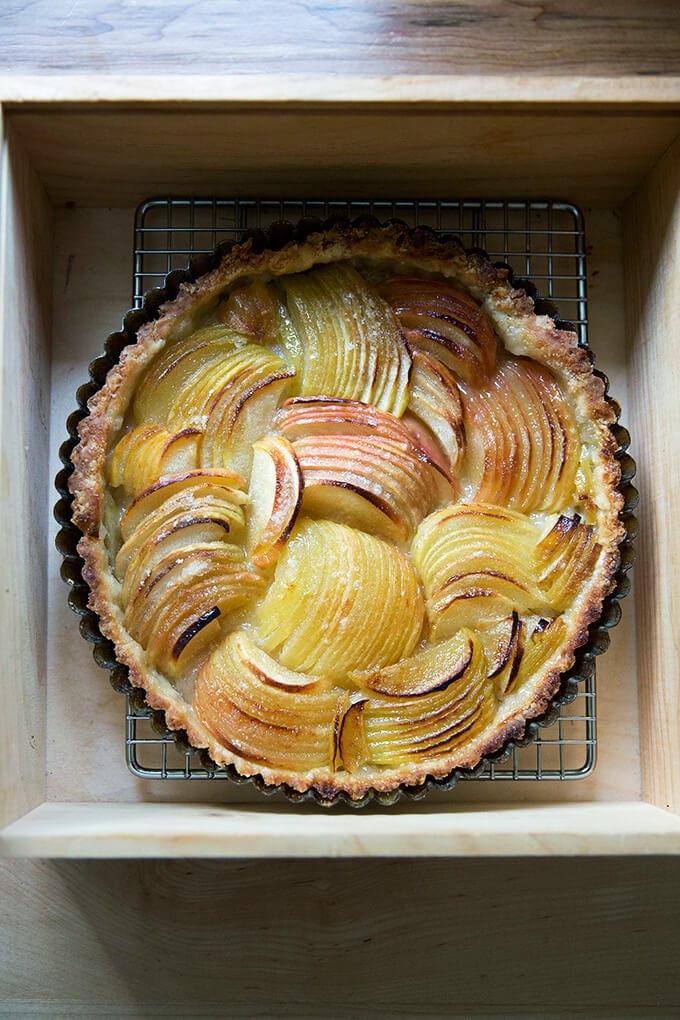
(624, 133, 680, 814)
(2, 801, 680, 858)
(0, 111, 53, 825)
(6, 106, 680, 208)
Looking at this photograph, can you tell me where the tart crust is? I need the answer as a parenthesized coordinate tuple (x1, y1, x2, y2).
(69, 221, 625, 802)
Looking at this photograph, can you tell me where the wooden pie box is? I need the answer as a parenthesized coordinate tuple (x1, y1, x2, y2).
(1, 78, 679, 858)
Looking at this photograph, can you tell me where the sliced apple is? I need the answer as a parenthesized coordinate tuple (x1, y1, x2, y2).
(216, 279, 305, 368)
(120, 517, 237, 604)
(172, 606, 222, 662)
(331, 693, 369, 773)
(159, 428, 202, 474)
(123, 543, 264, 672)
(115, 491, 246, 580)
(535, 514, 602, 611)
(255, 519, 425, 679)
(300, 481, 408, 546)
(277, 396, 453, 537)
(351, 629, 475, 697)
(280, 263, 411, 416)
(275, 397, 417, 446)
(360, 631, 498, 766)
(246, 435, 303, 569)
(486, 613, 526, 697)
(200, 357, 294, 481)
(164, 342, 287, 433)
(459, 355, 579, 513)
(109, 424, 202, 500)
(293, 429, 453, 543)
(379, 275, 497, 383)
(404, 350, 465, 474)
(108, 425, 170, 497)
(510, 616, 569, 691)
(216, 278, 281, 342)
(194, 631, 338, 770)
(133, 327, 247, 423)
(411, 503, 550, 638)
(119, 468, 247, 543)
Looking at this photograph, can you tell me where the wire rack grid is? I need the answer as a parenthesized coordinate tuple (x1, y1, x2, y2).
(126, 197, 595, 784)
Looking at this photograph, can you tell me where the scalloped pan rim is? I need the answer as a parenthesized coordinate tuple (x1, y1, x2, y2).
(54, 213, 638, 809)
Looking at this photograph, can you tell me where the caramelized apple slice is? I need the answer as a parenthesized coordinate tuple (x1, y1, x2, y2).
(277, 396, 452, 540)
(486, 613, 525, 697)
(379, 276, 497, 382)
(216, 278, 281, 342)
(331, 693, 369, 773)
(134, 327, 247, 423)
(109, 424, 201, 499)
(255, 519, 425, 679)
(281, 263, 411, 416)
(351, 629, 474, 697)
(412, 504, 550, 638)
(123, 543, 264, 659)
(510, 616, 569, 691)
(460, 355, 579, 512)
(535, 514, 602, 611)
(404, 351, 465, 473)
(246, 435, 303, 569)
(201, 359, 294, 480)
(119, 469, 247, 543)
(216, 279, 305, 366)
(361, 631, 498, 766)
(194, 632, 338, 770)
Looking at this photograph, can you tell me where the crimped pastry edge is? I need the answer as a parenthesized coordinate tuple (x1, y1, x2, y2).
(66, 218, 628, 804)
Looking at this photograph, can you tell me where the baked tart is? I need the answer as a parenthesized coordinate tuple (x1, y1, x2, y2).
(66, 220, 628, 804)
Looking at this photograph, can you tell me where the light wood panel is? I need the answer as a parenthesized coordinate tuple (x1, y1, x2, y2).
(3, 801, 680, 858)
(2, 855, 679, 1016)
(2, 75, 680, 105)
(1, 0, 679, 78)
(8, 106, 680, 207)
(624, 135, 680, 815)
(0, 116, 53, 827)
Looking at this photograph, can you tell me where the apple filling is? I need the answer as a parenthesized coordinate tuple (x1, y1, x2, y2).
(71, 227, 623, 801)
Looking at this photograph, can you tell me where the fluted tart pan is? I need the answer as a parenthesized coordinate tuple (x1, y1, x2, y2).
(55, 216, 637, 807)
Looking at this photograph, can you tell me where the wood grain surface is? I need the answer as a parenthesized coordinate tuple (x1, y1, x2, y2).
(624, 133, 680, 815)
(2, 856, 680, 1016)
(1, 0, 679, 78)
(0, 114, 52, 828)
(7, 105, 680, 208)
(0, 5, 679, 1017)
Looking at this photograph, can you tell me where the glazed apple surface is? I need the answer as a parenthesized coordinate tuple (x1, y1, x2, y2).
(70, 226, 623, 802)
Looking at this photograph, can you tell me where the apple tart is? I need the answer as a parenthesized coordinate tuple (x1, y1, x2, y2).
(68, 220, 627, 803)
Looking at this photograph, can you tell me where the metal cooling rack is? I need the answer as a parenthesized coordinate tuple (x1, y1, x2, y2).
(126, 197, 595, 783)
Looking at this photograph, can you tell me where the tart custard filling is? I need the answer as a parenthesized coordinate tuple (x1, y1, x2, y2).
(70, 225, 624, 800)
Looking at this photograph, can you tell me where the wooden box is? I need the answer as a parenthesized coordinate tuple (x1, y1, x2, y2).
(2, 79, 679, 857)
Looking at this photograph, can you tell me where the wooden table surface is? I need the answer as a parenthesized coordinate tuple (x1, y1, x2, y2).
(1, 0, 679, 79)
(2, 2, 680, 1017)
